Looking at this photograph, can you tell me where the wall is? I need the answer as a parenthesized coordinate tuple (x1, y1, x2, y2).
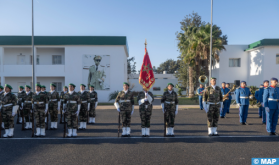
(36, 48, 65, 65)
(262, 46, 279, 81)
(248, 48, 264, 86)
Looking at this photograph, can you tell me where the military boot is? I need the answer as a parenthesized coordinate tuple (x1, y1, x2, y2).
(8, 128, 14, 138)
(35, 128, 41, 137)
(3, 129, 9, 138)
(145, 128, 150, 137)
(72, 129, 77, 137)
(67, 129, 73, 137)
(141, 128, 146, 137)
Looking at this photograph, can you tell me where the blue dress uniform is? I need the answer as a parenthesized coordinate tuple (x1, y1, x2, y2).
(235, 87, 251, 123)
(258, 87, 266, 123)
(263, 86, 279, 134)
(255, 89, 262, 117)
(198, 87, 204, 110)
(220, 87, 230, 117)
(227, 88, 232, 113)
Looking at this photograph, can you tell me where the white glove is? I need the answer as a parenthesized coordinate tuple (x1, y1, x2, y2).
(261, 102, 264, 107)
(98, 78, 103, 82)
(62, 110, 65, 114)
(87, 103, 90, 111)
(220, 102, 223, 111)
(175, 105, 178, 115)
(12, 105, 19, 116)
(63, 104, 66, 110)
(139, 99, 145, 105)
(131, 105, 134, 115)
(203, 102, 208, 113)
(117, 108, 120, 112)
(95, 102, 98, 109)
(12, 112, 16, 116)
(144, 98, 148, 101)
(20, 103, 24, 110)
(265, 107, 270, 113)
(237, 103, 241, 108)
(45, 104, 48, 114)
(161, 103, 165, 113)
(30, 110, 33, 113)
(58, 101, 61, 111)
(249, 96, 253, 99)
(114, 102, 120, 110)
(76, 104, 81, 116)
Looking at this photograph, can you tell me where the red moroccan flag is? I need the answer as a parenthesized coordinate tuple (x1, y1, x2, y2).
(139, 48, 155, 90)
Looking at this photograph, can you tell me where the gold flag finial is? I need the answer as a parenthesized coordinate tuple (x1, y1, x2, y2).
(144, 39, 147, 48)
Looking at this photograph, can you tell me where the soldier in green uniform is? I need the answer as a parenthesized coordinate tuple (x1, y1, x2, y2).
(41, 85, 48, 123)
(88, 85, 98, 124)
(78, 84, 90, 129)
(87, 55, 106, 90)
(60, 86, 68, 123)
(137, 88, 154, 137)
(202, 77, 223, 136)
(0, 85, 4, 129)
(63, 83, 81, 137)
(161, 83, 178, 137)
(32, 84, 48, 137)
(114, 82, 134, 137)
(22, 85, 34, 130)
(17, 86, 26, 124)
(1, 84, 18, 138)
(47, 83, 60, 130)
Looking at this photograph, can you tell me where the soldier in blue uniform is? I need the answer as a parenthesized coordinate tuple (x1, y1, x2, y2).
(220, 82, 230, 118)
(235, 81, 251, 125)
(259, 80, 269, 124)
(255, 84, 263, 118)
(198, 84, 204, 110)
(225, 83, 232, 114)
(263, 77, 279, 135)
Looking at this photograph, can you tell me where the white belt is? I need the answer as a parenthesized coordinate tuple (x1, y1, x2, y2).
(165, 101, 175, 104)
(25, 101, 32, 103)
(34, 102, 44, 105)
(268, 98, 279, 101)
(50, 99, 57, 101)
(68, 101, 77, 104)
(3, 103, 13, 107)
(207, 102, 221, 105)
(60, 99, 64, 101)
(240, 96, 248, 99)
(90, 98, 95, 100)
(81, 101, 87, 103)
(119, 100, 130, 103)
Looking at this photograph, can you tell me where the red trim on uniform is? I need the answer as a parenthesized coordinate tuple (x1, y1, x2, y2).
(270, 86, 275, 88)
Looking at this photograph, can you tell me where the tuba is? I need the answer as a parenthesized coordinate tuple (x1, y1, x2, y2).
(198, 75, 208, 86)
(223, 85, 237, 102)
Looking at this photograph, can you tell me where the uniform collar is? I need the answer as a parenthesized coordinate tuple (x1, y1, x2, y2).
(211, 85, 216, 89)
(168, 90, 172, 94)
(19, 90, 24, 93)
(64, 91, 67, 94)
(80, 90, 85, 94)
(271, 86, 276, 88)
(36, 91, 40, 95)
(69, 90, 74, 95)
(26, 91, 31, 95)
(50, 90, 55, 94)
(4, 92, 9, 96)
(0, 91, 3, 94)
(123, 90, 128, 94)
(90, 90, 94, 93)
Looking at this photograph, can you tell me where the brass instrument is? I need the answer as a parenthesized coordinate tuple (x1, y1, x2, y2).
(198, 75, 208, 85)
(223, 85, 236, 102)
(196, 88, 203, 96)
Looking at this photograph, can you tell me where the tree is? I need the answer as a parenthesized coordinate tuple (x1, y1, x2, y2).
(156, 59, 180, 74)
(127, 57, 137, 74)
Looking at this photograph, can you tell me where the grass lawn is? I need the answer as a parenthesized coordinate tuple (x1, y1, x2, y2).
(178, 97, 199, 105)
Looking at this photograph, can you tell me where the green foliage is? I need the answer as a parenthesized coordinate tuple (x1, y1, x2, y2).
(248, 86, 259, 106)
(155, 59, 180, 74)
(127, 57, 137, 74)
(108, 90, 120, 101)
(163, 87, 168, 92)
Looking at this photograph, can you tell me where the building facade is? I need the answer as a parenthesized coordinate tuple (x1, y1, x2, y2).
(0, 36, 129, 102)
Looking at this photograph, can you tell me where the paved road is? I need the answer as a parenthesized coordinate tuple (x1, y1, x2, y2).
(0, 108, 278, 165)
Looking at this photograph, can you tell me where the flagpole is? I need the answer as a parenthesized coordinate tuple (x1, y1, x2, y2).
(32, 0, 35, 92)
(209, 0, 213, 85)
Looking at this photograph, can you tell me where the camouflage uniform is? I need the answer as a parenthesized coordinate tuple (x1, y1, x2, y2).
(1, 92, 17, 129)
(17, 91, 26, 123)
(47, 91, 60, 122)
(161, 91, 178, 128)
(137, 91, 154, 128)
(60, 91, 67, 122)
(203, 86, 223, 129)
(63, 91, 81, 129)
(89, 91, 98, 118)
(0, 91, 4, 129)
(32, 92, 48, 129)
(22, 91, 34, 129)
(115, 90, 134, 127)
(78, 90, 90, 129)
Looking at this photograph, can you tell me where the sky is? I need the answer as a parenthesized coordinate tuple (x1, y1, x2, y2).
(0, 0, 279, 71)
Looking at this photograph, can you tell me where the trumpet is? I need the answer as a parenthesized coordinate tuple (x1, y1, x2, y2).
(223, 85, 236, 102)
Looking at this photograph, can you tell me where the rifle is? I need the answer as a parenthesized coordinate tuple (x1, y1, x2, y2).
(63, 111, 66, 138)
(164, 110, 166, 137)
(118, 112, 120, 137)
(46, 110, 49, 130)
(16, 109, 20, 124)
(0, 111, 2, 138)
(21, 107, 25, 131)
(31, 109, 34, 137)
(87, 110, 89, 124)
(60, 108, 63, 124)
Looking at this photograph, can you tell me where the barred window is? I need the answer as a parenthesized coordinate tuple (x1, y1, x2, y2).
(52, 82, 62, 91)
(229, 58, 241, 67)
(52, 55, 62, 65)
(276, 54, 279, 64)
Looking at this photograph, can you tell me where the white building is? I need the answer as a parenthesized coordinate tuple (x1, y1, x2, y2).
(128, 72, 185, 95)
(212, 39, 279, 87)
(0, 36, 129, 102)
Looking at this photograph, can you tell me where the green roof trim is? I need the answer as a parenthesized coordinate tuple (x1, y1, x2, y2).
(245, 39, 279, 51)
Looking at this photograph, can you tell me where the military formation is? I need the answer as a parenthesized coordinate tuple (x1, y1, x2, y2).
(1, 77, 279, 138)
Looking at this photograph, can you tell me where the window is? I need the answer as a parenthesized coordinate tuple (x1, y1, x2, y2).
(153, 87, 161, 91)
(276, 54, 279, 64)
(17, 55, 25, 65)
(30, 55, 40, 65)
(52, 55, 62, 65)
(229, 58, 241, 67)
(52, 82, 62, 91)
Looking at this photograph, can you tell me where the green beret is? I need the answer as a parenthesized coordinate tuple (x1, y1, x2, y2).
(80, 84, 86, 87)
(123, 82, 129, 87)
(35, 84, 41, 88)
(25, 85, 31, 89)
(5, 84, 13, 90)
(167, 83, 174, 87)
(0, 86, 3, 89)
(211, 77, 216, 80)
(89, 85, 94, 88)
(63, 86, 68, 89)
(69, 83, 76, 87)
(19, 86, 24, 89)
(41, 85, 46, 88)
(50, 83, 56, 87)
